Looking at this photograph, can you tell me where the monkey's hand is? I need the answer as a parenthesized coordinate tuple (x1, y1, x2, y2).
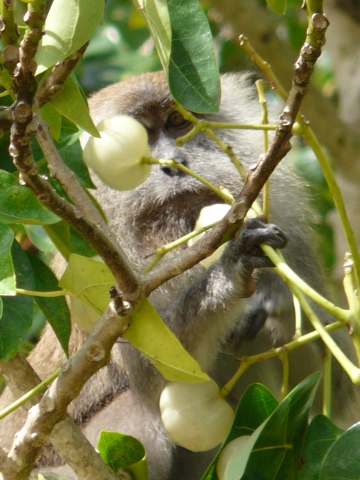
(225, 216, 287, 298)
(239, 216, 287, 268)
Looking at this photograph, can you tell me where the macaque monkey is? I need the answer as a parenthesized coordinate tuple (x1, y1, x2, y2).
(0, 71, 359, 480)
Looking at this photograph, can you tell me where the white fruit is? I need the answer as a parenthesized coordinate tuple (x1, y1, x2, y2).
(159, 380, 234, 452)
(82, 115, 151, 190)
(216, 435, 251, 480)
(188, 204, 231, 268)
(188, 205, 259, 268)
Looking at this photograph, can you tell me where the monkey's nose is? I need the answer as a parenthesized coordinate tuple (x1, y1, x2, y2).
(160, 158, 188, 177)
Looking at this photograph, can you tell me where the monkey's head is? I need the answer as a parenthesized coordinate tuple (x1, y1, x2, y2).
(85, 71, 263, 203)
(82, 71, 271, 259)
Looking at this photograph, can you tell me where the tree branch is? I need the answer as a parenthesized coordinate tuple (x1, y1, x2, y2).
(36, 43, 89, 107)
(0, 355, 123, 480)
(1, 307, 130, 479)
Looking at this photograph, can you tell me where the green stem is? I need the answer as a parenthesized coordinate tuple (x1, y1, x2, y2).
(0, 368, 61, 420)
(16, 288, 70, 297)
(263, 246, 350, 324)
(279, 351, 289, 401)
(322, 347, 332, 419)
(343, 254, 360, 363)
(0, 0, 19, 47)
(145, 157, 234, 204)
(289, 283, 360, 384)
(240, 33, 360, 298)
(255, 79, 270, 217)
(294, 123, 360, 291)
(142, 220, 221, 274)
(220, 321, 343, 398)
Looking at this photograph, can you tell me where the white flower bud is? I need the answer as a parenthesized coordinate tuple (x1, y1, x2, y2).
(159, 380, 234, 452)
(188, 205, 258, 268)
(188, 204, 231, 268)
(82, 115, 151, 190)
(216, 435, 251, 479)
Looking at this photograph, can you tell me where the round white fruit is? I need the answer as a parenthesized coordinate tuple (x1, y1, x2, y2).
(187, 204, 231, 268)
(159, 380, 234, 452)
(216, 435, 251, 480)
(82, 115, 151, 190)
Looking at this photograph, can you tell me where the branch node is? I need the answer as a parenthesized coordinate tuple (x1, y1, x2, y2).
(86, 342, 106, 362)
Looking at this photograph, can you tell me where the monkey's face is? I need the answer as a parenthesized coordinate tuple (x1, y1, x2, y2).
(87, 71, 262, 216)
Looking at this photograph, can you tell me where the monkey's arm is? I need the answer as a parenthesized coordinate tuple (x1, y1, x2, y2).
(160, 217, 287, 370)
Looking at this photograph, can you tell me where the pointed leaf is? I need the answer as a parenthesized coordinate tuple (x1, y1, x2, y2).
(0, 170, 60, 225)
(125, 299, 210, 382)
(244, 373, 321, 479)
(0, 241, 34, 360)
(319, 423, 360, 480)
(217, 422, 267, 480)
(266, 0, 287, 15)
(134, 0, 171, 74)
(60, 256, 209, 381)
(167, 0, 220, 113)
(299, 415, 343, 480)
(0, 223, 15, 295)
(35, 0, 105, 74)
(97, 431, 148, 479)
(229, 383, 278, 440)
(58, 253, 114, 314)
(27, 253, 71, 355)
(50, 75, 99, 137)
(202, 384, 278, 480)
(40, 101, 62, 141)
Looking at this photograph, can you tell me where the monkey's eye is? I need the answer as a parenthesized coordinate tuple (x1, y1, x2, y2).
(166, 111, 193, 136)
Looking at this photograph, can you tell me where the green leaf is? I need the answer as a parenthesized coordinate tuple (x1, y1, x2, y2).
(243, 373, 321, 480)
(97, 431, 148, 479)
(40, 102, 62, 141)
(299, 415, 343, 480)
(229, 383, 278, 440)
(60, 255, 209, 381)
(217, 421, 268, 480)
(203, 374, 320, 480)
(25, 225, 55, 254)
(202, 384, 278, 480)
(125, 299, 210, 383)
(133, 0, 171, 75)
(0, 170, 60, 225)
(58, 254, 113, 330)
(49, 75, 99, 137)
(58, 254, 113, 314)
(319, 423, 360, 479)
(44, 222, 97, 261)
(44, 221, 71, 260)
(26, 253, 71, 355)
(55, 135, 95, 189)
(0, 241, 34, 361)
(167, 0, 220, 113)
(35, 0, 105, 74)
(0, 223, 15, 295)
(266, 0, 287, 15)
